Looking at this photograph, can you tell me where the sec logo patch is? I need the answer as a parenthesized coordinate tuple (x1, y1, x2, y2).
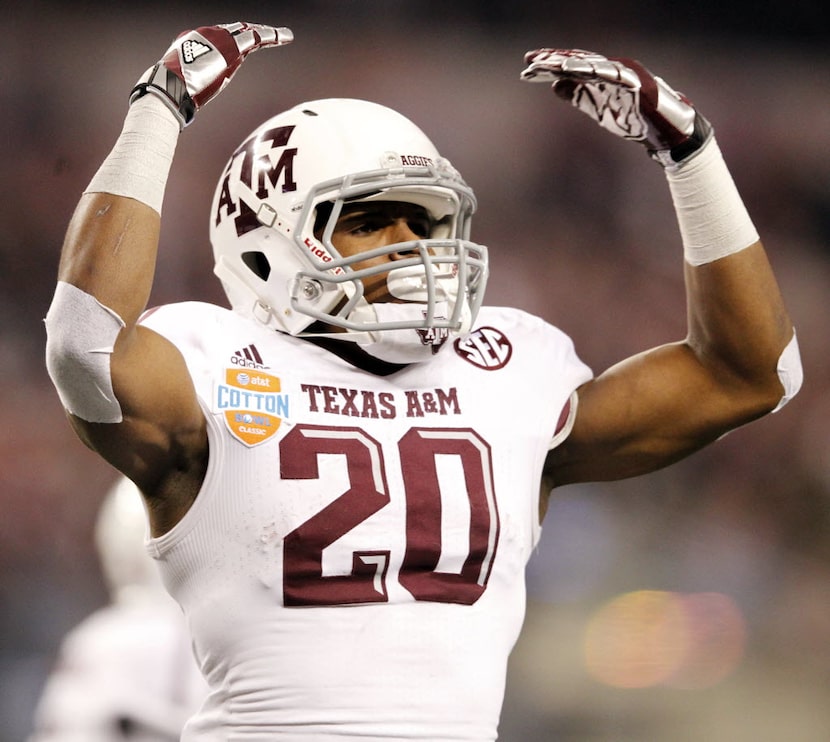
(454, 327, 512, 370)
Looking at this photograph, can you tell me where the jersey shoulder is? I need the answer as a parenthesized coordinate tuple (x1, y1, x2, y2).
(139, 301, 260, 358)
(139, 300, 236, 334)
(466, 305, 592, 378)
(475, 305, 575, 346)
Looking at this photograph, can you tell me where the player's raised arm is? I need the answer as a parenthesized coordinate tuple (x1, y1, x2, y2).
(522, 49, 802, 484)
(44, 24, 292, 517)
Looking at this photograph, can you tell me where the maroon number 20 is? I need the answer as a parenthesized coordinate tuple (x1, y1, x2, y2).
(280, 424, 500, 607)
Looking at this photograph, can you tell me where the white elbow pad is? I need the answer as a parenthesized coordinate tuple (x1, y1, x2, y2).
(772, 331, 803, 413)
(44, 281, 125, 423)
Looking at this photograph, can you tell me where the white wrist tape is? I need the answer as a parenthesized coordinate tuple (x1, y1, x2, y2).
(45, 281, 125, 423)
(666, 137, 759, 266)
(84, 95, 180, 214)
(772, 331, 803, 413)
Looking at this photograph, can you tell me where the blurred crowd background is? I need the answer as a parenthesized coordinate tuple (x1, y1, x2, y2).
(2, 1, 828, 740)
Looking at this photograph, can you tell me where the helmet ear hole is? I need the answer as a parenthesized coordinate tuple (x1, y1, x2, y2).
(241, 251, 272, 281)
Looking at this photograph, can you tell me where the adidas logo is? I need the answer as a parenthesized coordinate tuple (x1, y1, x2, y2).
(182, 39, 212, 64)
(231, 344, 268, 370)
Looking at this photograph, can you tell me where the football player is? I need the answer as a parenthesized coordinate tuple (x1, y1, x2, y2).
(45, 23, 801, 741)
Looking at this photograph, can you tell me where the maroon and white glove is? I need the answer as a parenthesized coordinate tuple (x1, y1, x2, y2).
(130, 22, 293, 128)
(520, 48, 711, 166)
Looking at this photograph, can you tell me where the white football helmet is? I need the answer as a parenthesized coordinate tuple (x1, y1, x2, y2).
(210, 98, 488, 362)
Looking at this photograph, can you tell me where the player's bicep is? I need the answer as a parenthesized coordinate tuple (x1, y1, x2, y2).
(548, 342, 756, 485)
(72, 324, 206, 484)
(111, 324, 201, 426)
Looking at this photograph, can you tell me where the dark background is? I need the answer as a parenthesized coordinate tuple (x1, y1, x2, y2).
(2, 2, 828, 740)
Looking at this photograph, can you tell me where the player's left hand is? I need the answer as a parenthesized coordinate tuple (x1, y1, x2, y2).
(521, 48, 711, 166)
(130, 22, 293, 128)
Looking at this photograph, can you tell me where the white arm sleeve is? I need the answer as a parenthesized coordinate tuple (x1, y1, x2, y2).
(45, 281, 125, 423)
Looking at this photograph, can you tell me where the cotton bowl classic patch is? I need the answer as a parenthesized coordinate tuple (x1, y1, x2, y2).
(214, 369, 289, 446)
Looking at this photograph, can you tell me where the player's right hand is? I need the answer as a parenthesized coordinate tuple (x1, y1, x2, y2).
(130, 22, 293, 129)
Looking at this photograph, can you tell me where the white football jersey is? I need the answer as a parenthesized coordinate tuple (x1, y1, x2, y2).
(140, 303, 592, 741)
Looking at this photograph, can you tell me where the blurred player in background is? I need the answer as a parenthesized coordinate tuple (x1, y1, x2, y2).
(29, 477, 207, 741)
(44, 22, 801, 741)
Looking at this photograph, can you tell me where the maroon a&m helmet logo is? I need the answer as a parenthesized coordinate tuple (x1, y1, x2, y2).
(454, 327, 512, 370)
